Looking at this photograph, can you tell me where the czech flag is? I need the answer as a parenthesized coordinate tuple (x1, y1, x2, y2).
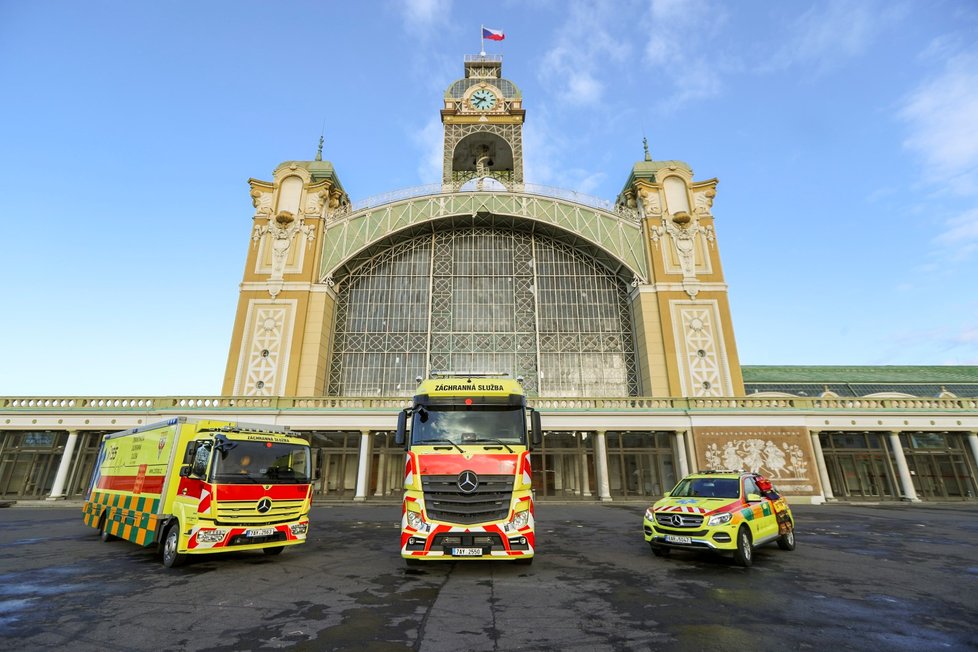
(482, 27, 505, 41)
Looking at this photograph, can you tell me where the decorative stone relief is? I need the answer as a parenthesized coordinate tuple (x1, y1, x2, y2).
(696, 427, 815, 494)
(693, 187, 716, 216)
(651, 211, 715, 298)
(679, 307, 723, 396)
(704, 439, 808, 479)
(251, 188, 273, 216)
(252, 211, 316, 297)
(639, 188, 661, 216)
(240, 304, 292, 396)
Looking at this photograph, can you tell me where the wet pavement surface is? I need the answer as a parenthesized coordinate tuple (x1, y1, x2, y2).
(1, 501, 976, 651)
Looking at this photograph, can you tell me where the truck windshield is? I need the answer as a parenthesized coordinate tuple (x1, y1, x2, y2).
(212, 442, 311, 484)
(411, 405, 525, 446)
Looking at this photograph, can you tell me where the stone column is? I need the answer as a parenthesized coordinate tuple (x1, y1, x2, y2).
(685, 429, 698, 473)
(47, 430, 79, 501)
(967, 432, 978, 484)
(888, 431, 920, 502)
(374, 436, 388, 497)
(674, 430, 690, 479)
(594, 430, 612, 502)
(578, 437, 592, 497)
(810, 430, 835, 501)
(354, 429, 373, 502)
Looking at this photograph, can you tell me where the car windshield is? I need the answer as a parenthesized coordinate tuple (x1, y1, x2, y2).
(212, 441, 311, 484)
(670, 477, 741, 499)
(411, 405, 525, 446)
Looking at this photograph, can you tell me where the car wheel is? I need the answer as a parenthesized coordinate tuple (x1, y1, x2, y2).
(777, 526, 796, 551)
(404, 557, 424, 567)
(733, 527, 753, 567)
(263, 546, 285, 556)
(98, 513, 115, 542)
(650, 544, 670, 557)
(162, 524, 186, 568)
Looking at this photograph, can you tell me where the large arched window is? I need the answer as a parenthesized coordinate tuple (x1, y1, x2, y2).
(327, 227, 637, 397)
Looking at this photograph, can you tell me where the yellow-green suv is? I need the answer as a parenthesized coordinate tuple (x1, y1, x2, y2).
(643, 470, 795, 567)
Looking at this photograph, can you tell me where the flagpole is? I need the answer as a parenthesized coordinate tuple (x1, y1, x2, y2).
(480, 24, 485, 56)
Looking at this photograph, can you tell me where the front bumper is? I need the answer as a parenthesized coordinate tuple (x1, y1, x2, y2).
(183, 519, 309, 554)
(643, 516, 736, 552)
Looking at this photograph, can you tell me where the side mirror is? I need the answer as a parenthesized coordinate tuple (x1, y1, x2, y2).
(747, 493, 763, 503)
(530, 410, 543, 448)
(179, 465, 191, 477)
(395, 409, 408, 449)
(663, 491, 671, 498)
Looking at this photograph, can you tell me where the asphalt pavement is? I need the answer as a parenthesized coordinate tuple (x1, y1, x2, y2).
(1, 501, 976, 651)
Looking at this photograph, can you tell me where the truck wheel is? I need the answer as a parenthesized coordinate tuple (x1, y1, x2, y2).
(404, 558, 424, 567)
(777, 526, 796, 551)
(98, 514, 115, 542)
(650, 544, 670, 557)
(263, 546, 284, 556)
(733, 527, 753, 568)
(514, 556, 533, 565)
(162, 524, 186, 568)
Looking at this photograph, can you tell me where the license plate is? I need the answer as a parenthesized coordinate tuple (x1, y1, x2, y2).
(451, 547, 483, 556)
(246, 527, 276, 537)
(665, 535, 692, 545)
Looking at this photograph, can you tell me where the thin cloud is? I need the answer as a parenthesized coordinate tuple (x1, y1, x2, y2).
(933, 207, 978, 262)
(396, 0, 453, 34)
(411, 116, 444, 184)
(899, 50, 978, 196)
(642, 0, 725, 110)
(539, 1, 631, 108)
(760, 1, 904, 74)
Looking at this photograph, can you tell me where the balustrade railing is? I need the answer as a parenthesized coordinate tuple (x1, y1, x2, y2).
(2, 395, 976, 411)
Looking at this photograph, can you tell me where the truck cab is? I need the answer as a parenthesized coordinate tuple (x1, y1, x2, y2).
(395, 372, 542, 565)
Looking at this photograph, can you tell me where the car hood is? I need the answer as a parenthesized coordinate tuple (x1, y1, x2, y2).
(651, 496, 742, 515)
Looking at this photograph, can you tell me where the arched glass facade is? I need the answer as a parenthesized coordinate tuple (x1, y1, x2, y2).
(327, 226, 638, 397)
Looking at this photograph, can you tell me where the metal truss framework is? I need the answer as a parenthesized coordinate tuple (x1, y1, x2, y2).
(321, 191, 647, 289)
(327, 227, 638, 398)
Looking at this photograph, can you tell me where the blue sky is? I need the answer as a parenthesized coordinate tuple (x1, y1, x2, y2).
(2, 0, 977, 395)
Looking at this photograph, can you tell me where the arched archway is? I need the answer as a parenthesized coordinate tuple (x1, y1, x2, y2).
(327, 226, 638, 397)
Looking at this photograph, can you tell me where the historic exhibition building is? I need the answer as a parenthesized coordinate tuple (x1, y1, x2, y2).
(2, 55, 977, 504)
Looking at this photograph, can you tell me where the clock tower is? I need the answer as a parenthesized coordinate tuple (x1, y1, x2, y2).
(441, 54, 525, 190)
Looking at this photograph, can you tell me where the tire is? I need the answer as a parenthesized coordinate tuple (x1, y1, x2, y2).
(162, 524, 186, 568)
(98, 513, 115, 542)
(263, 546, 285, 556)
(733, 527, 753, 568)
(650, 544, 670, 557)
(777, 526, 796, 551)
(514, 556, 533, 565)
(404, 557, 424, 567)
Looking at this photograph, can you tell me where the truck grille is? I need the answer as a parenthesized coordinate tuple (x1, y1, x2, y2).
(216, 499, 305, 526)
(422, 474, 513, 524)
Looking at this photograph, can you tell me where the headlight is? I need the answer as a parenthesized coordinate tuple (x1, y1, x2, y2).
(511, 510, 530, 529)
(406, 510, 424, 530)
(196, 529, 228, 543)
(644, 509, 655, 521)
(708, 512, 732, 527)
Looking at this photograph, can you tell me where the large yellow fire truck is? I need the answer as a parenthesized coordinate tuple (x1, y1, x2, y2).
(83, 418, 312, 567)
(395, 372, 542, 565)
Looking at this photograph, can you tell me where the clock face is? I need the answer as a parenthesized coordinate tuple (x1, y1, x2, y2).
(469, 89, 498, 111)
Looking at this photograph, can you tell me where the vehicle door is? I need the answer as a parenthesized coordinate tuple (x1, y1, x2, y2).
(743, 476, 777, 540)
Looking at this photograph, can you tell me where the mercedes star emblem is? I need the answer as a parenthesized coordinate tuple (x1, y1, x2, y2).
(257, 498, 272, 513)
(457, 470, 479, 494)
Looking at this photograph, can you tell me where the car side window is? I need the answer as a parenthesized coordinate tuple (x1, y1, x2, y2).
(743, 476, 760, 499)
